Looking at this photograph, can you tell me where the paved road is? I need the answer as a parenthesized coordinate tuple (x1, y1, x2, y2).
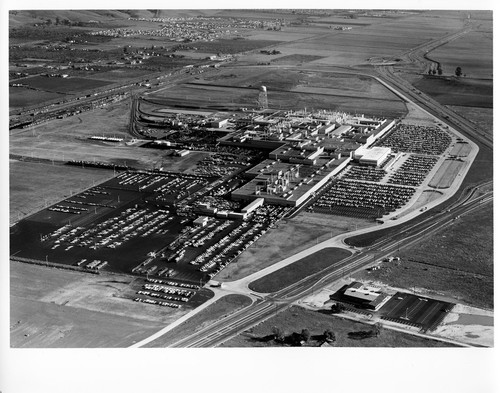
(166, 186, 491, 348)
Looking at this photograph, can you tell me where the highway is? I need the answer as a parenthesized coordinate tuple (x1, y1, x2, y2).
(165, 181, 491, 347)
(139, 23, 494, 348)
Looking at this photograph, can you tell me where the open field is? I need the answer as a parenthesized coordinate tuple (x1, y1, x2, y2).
(217, 213, 371, 282)
(256, 11, 466, 67)
(220, 305, 456, 347)
(155, 68, 407, 116)
(10, 261, 192, 347)
(447, 106, 492, 136)
(429, 28, 493, 79)
(21, 75, 113, 93)
(9, 100, 172, 169)
(413, 76, 493, 108)
(354, 201, 493, 309)
(10, 87, 66, 109)
(249, 248, 352, 293)
(10, 160, 115, 224)
(428, 159, 464, 188)
(143, 294, 252, 347)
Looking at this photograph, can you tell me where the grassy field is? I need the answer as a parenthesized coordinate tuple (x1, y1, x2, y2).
(428, 159, 463, 188)
(10, 261, 190, 347)
(447, 106, 492, 137)
(221, 305, 456, 347)
(218, 213, 371, 282)
(9, 100, 172, 169)
(413, 76, 493, 108)
(248, 248, 352, 293)
(260, 11, 466, 67)
(22, 75, 113, 93)
(9, 87, 66, 109)
(143, 294, 253, 347)
(429, 29, 493, 79)
(9, 160, 116, 224)
(354, 201, 493, 309)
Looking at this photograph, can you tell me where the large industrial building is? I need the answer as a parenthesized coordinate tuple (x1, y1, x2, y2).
(224, 110, 397, 208)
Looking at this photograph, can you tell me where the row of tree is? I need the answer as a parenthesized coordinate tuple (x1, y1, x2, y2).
(271, 326, 336, 346)
(427, 64, 465, 77)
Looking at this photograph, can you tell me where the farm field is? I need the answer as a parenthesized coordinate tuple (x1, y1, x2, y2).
(143, 294, 253, 347)
(447, 106, 493, 136)
(10, 87, 66, 109)
(220, 305, 456, 347)
(21, 75, 113, 93)
(412, 76, 493, 108)
(9, 160, 116, 224)
(262, 11, 466, 67)
(354, 201, 493, 309)
(428, 29, 493, 79)
(217, 213, 371, 282)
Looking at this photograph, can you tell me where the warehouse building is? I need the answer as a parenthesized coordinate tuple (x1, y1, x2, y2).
(354, 146, 391, 166)
(331, 281, 390, 311)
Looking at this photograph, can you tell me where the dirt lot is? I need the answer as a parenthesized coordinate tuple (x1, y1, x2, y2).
(9, 160, 116, 224)
(221, 305, 455, 347)
(217, 213, 371, 282)
(10, 261, 188, 347)
(354, 201, 493, 309)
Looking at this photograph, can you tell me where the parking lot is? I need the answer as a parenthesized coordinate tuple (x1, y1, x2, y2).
(309, 179, 415, 220)
(10, 169, 291, 307)
(378, 292, 454, 332)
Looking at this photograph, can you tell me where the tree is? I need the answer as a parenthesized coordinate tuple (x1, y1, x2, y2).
(437, 68, 442, 76)
(55, 16, 60, 25)
(272, 326, 285, 343)
(455, 67, 462, 77)
(300, 329, 311, 343)
(372, 322, 382, 337)
(323, 329, 336, 343)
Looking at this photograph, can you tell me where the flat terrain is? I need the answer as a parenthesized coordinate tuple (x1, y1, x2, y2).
(156, 68, 407, 116)
(447, 106, 492, 137)
(218, 213, 371, 282)
(354, 201, 493, 309)
(9, 100, 167, 168)
(143, 294, 253, 347)
(429, 28, 493, 79)
(413, 76, 493, 108)
(9, 160, 115, 224)
(221, 305, 456, 347)
(248, 248, 352, 293)
(10, 261, 191, 347)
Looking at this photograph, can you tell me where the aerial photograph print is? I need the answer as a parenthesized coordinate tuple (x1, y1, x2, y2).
(4, 3, 496, 393)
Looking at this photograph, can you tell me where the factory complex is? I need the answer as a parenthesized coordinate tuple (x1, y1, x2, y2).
(217, 109, 397, 207)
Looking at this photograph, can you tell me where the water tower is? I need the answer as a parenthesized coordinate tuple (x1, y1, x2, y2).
(258, 85, 268, 110)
